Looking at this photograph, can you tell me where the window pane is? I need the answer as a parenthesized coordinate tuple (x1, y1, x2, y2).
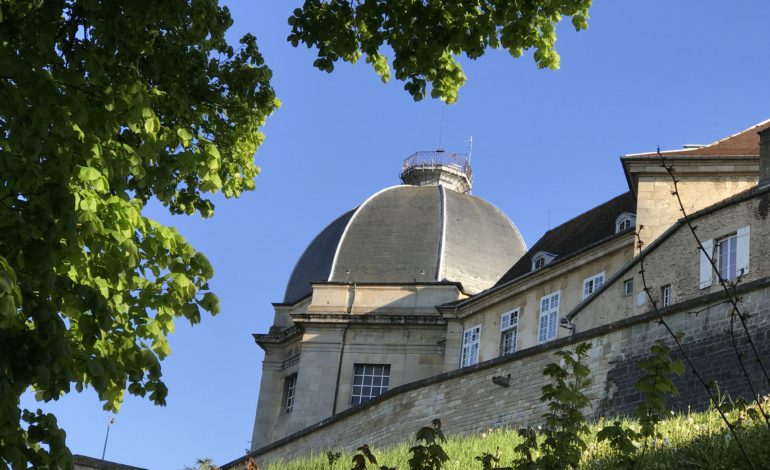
(548, 311, 557, 339)
(285, 375, 297, 413)
(352, 364, 390, 405)
(719, 239, 728, 278)
(729, 237, 737, 279)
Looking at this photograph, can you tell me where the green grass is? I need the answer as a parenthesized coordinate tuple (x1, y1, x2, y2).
(262, 398, 770, 469)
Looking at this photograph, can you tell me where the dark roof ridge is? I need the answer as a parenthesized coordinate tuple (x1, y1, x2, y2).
(542, 192, 634, 239)
(436, 228, 633, 311)
(492, 192, 636, 287)
(436, 192, 636, 311)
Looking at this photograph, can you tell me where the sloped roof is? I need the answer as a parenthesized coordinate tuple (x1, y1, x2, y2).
(625, 119, 770, 158)
(282, 185, 527, 304)
(283, 209, 356, 305)
(567, 183, 770, 321)
(494, 192, 635, 286)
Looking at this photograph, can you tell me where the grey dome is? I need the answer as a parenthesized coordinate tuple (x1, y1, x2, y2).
(283, 185, 527, 304)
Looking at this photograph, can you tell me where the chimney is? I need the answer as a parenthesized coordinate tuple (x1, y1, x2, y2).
(760, 126, 770, 187)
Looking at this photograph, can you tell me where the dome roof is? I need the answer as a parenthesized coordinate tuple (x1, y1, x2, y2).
(283, 185, 527, 304)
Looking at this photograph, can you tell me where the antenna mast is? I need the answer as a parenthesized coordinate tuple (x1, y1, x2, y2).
(437, 108, 446, 150)
(466, 136, 473, 164)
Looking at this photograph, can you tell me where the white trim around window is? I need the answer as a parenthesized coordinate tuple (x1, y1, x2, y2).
(351, 364, 391, 405)
(499, 309, 519, 356)
(615, 212, 636, 233)
(538, 291, 560, 344)
(623, 278, 634, 296)
(582, 272, 605, 299)
(461, 324, 482, 367)
(531, 251, 557, 271)
(285, 373, 297, 413)
(661, 284, 671, 308)
(699, 225, 750, 288)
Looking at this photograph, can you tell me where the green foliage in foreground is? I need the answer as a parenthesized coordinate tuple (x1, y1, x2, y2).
(262, 399, 770, 470)
(0, 1, 276, 466)
(288, 0, 592, 103)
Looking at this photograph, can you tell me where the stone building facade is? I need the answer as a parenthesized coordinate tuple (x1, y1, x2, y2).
(227, 119, 770, 468)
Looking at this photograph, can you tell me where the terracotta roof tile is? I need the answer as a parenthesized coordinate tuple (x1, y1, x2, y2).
(627, 119, 770, 158)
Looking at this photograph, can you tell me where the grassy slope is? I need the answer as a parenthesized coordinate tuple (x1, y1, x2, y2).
(262, 401, 770, 470)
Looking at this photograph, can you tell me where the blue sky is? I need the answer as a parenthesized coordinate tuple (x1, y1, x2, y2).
(21, 1, 770, 468)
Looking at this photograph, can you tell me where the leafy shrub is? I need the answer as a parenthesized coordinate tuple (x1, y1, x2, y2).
(538, 342, 592, 469)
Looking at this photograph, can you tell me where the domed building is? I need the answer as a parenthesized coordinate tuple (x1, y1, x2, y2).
(219, 118, 770, 469)
(251, 151, 527, 448)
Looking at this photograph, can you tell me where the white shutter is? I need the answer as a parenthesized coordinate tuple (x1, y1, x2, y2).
(736, 226, 751, 277)
(699, 239, 714, 289)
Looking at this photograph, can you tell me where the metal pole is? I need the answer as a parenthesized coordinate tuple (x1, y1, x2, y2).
(101, 417, 116, 460)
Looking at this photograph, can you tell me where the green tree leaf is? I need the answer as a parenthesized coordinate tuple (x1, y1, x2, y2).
(288, 0, 592, 103)
(0, 0, 276, 466)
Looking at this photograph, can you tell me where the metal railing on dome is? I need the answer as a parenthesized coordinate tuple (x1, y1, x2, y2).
(401, 150, 472, 180)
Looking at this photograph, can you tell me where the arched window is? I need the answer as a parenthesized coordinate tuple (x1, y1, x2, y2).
(615, 213, 636, 233)
(531, 251, 556, 271)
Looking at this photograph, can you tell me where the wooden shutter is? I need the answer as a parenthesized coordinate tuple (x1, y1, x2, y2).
(699, 239, 714, 289)
(736, 226, 751, 277)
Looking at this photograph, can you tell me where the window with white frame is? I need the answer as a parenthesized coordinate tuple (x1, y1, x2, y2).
(623, 279, 634, 296)
(615, 213, 636, 233)
(285, 373, 297, 413)
(351, 364, 390, 405)
(661, 284, 671, 307)
(538, 291, 560, 343)
(461, 325, 481, 367)
(499, 309, 519, 356)
(531, 251, 556, 271)
(717, 234, 738, 280)
(699, 226, 750, 288)
(582, 272, 605, 299)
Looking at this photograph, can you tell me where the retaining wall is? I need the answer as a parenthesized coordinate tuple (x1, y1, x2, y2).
(224, 279, 770, 469)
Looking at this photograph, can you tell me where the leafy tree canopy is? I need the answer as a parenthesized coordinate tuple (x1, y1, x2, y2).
(0, 0, 590, 467)
(0, 0, 276, 466)
(289, 0, 592, 103)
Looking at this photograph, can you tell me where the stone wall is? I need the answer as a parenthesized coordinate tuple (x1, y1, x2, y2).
(604, 279, 770, 415)
(635, 174, 757, 250)
(225, 281, 770, 469)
